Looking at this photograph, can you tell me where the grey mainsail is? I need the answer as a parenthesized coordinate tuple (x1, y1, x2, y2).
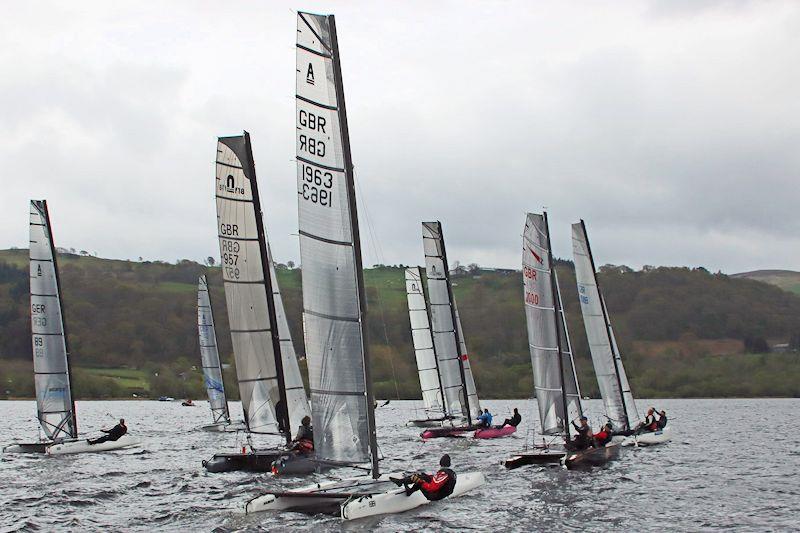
(454, 303, 480, 419)
(215, 133, 295, 438)
(422, 221, 480, 422)
(523, 213, 582, 437)
(29, 200, 77, 440)
(296, 11, 378, 472)
(404, 267, 445, 415)
(197, 276, 230, 425)
(571, 221, 639, 430)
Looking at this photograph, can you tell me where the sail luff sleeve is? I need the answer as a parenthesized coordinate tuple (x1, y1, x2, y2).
(296, 12, 371, 466)
(29, 200, 77, 440)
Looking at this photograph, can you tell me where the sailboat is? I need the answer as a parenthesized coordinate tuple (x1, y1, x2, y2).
(244, 11, 484, 519)
(3, 200, 140, 455)
(201, 133, 311, 473)
(418, 222, 487, 439)
(571, 221, 671, 447)
(403, 267, 452, 427)
(196, 275, 245, 432)
(504, 212, 614, 469)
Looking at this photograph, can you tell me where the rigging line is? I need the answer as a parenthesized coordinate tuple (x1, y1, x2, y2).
(353, 175, 400, 400)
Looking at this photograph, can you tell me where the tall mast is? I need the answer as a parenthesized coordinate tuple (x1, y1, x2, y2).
(244, 132, 291, 445)
(419, 268, 447, 415)
(437, 223, 472, 424)
(580, 219, 630, 429)
(543, 212, 570, 442)
(42, 200, 78, 438)
(328, 15, 379, 478)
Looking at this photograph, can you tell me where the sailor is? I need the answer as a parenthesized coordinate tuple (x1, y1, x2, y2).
(500, 408, 522, 428)
(635, 408, 658, 434)
(593, 423, 613, 447)
(88, 419, 127, 445)
(570, 416, 593, 450)
(476, 409, 493, 428)
(289, 415, 314, 454)
(399, 454, 458, 501)
(656, 410, 668, 430)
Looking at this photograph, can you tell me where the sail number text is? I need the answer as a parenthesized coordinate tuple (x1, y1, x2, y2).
(523, 266, 539, 305)
(300, 164, 333, 207)
(219, 236, 241, 280)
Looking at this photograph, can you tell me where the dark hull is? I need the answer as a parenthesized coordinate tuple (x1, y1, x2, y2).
(420, 425, 473, 439)
(503, 450, 566, 469)
(564, 443, 620, 470)
(202, 450, 284, 473)
(271, 453, 328, 476)
(407, 417, 454, 428)
(3, 442, 51, 454)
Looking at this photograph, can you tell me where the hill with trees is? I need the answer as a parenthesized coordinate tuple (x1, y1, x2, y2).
(1, 248, 799, 400)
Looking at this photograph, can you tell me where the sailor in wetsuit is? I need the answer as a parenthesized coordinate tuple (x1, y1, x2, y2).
(656, 410, 668, 429)
(288, 415, 314, 454)
(88, 419, 127, 445)
(593, 423, 613, 447)
(569, 416, 593, 450)
(476, 409, 493, 428)
(500, 408, 522, 428)
(398, 454, 458, 501)
(635, 408, 658, 434)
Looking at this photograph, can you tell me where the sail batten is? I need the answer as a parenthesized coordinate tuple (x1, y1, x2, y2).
(296, 11, 377, 473)
(29, 200, 77, 440)
(197, 276, 230, 425)
(523, 213, 582, 437)
(571, 221, 639, 430)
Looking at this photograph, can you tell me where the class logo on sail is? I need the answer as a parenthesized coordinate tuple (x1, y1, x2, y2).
(528, 246, 544, 265)
(306, 63, 315, 85)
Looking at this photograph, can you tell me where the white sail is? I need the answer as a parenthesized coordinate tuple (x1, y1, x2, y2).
(197, 276, 230, 425)
(215, 134, 282, 435)
(523, 213, 582, 436)
(296, 11, 376, 467)
(572, 221, 639, 430)
(404, 267, 444, 415)
(453, 303, 480, 418)
(422, 221, 479, 422)
(267, 243, 312, 432)
(29, 200, 76, 440)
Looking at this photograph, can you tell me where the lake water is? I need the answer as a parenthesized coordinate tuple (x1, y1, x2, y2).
(0, 398, 798, 531)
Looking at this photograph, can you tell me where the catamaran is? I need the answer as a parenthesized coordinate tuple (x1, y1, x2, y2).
(504, 212, 617, 469)
(201, 133, 311, 473)
(571, 220, 671, 447)
(196, 275, 245, 432)
(244, 11, 484, 519)
(404, 267, 454, 428)
(3, 200, 140, 455)
(418, 222, 489, 439)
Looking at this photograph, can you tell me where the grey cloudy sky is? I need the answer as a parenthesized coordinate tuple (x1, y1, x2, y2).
(2, 1, 798, 273)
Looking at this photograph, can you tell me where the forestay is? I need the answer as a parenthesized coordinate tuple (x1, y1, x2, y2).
(404, 267, 444, 415)
(267, 242, 312, 431)
(571, 221, 638, 430)
(197, 276, 230, 425)
(215, 134, 282, 435)
(296, 11, 376, 468)
(422, 221, 479, 421)
(522, 213, 582, 436)
(29, 200, 77, 440)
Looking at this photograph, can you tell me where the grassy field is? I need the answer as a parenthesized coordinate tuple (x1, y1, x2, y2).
(734, 270, 800, 295)
(82, 368, 150, 391)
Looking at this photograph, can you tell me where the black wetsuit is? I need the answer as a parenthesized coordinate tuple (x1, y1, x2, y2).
(569, 422, 592, 450)
(502, 412, 522, 427)
(657, 414, 667, 429)
(88, 423, 126, 445)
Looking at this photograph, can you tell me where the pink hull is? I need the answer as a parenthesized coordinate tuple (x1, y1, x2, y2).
(473, 426, 517, 439)
(420, 426, 472, 439)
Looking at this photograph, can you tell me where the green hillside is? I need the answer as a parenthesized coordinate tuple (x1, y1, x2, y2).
(1, 248, 799, 399)
(733, 270, 800, 296)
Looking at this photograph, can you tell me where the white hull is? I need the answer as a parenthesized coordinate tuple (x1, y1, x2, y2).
(198, 420, 246, 433)
(341, 471, 485, 520)
(46, 435, 141, 455)
(622, 426, 673, 447)
(246, 471, 485, 519)
(3, 441, 53, 454)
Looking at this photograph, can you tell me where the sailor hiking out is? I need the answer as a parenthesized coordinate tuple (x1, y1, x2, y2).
(395, 454, 458, 501)
(88, 419, 127, 445)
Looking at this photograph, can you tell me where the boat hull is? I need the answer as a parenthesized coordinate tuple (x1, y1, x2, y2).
(46, 435, 141, 455)
(503, 449, 566, 468)
(406, 417, 453, 428)
(341, 471, 486, 520)
(563, 443, 620, 469)
(474, 426, 517, 439)
(622, 426, 673, 447)
(202, 449, 284, 473)
(270, 453, 325, 476)
(198, 420, 247, 433)
(3, 441, 53, 454)
(420, 426, 472, 439)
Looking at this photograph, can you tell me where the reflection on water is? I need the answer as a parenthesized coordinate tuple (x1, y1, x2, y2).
(0, 398, 798, 531)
